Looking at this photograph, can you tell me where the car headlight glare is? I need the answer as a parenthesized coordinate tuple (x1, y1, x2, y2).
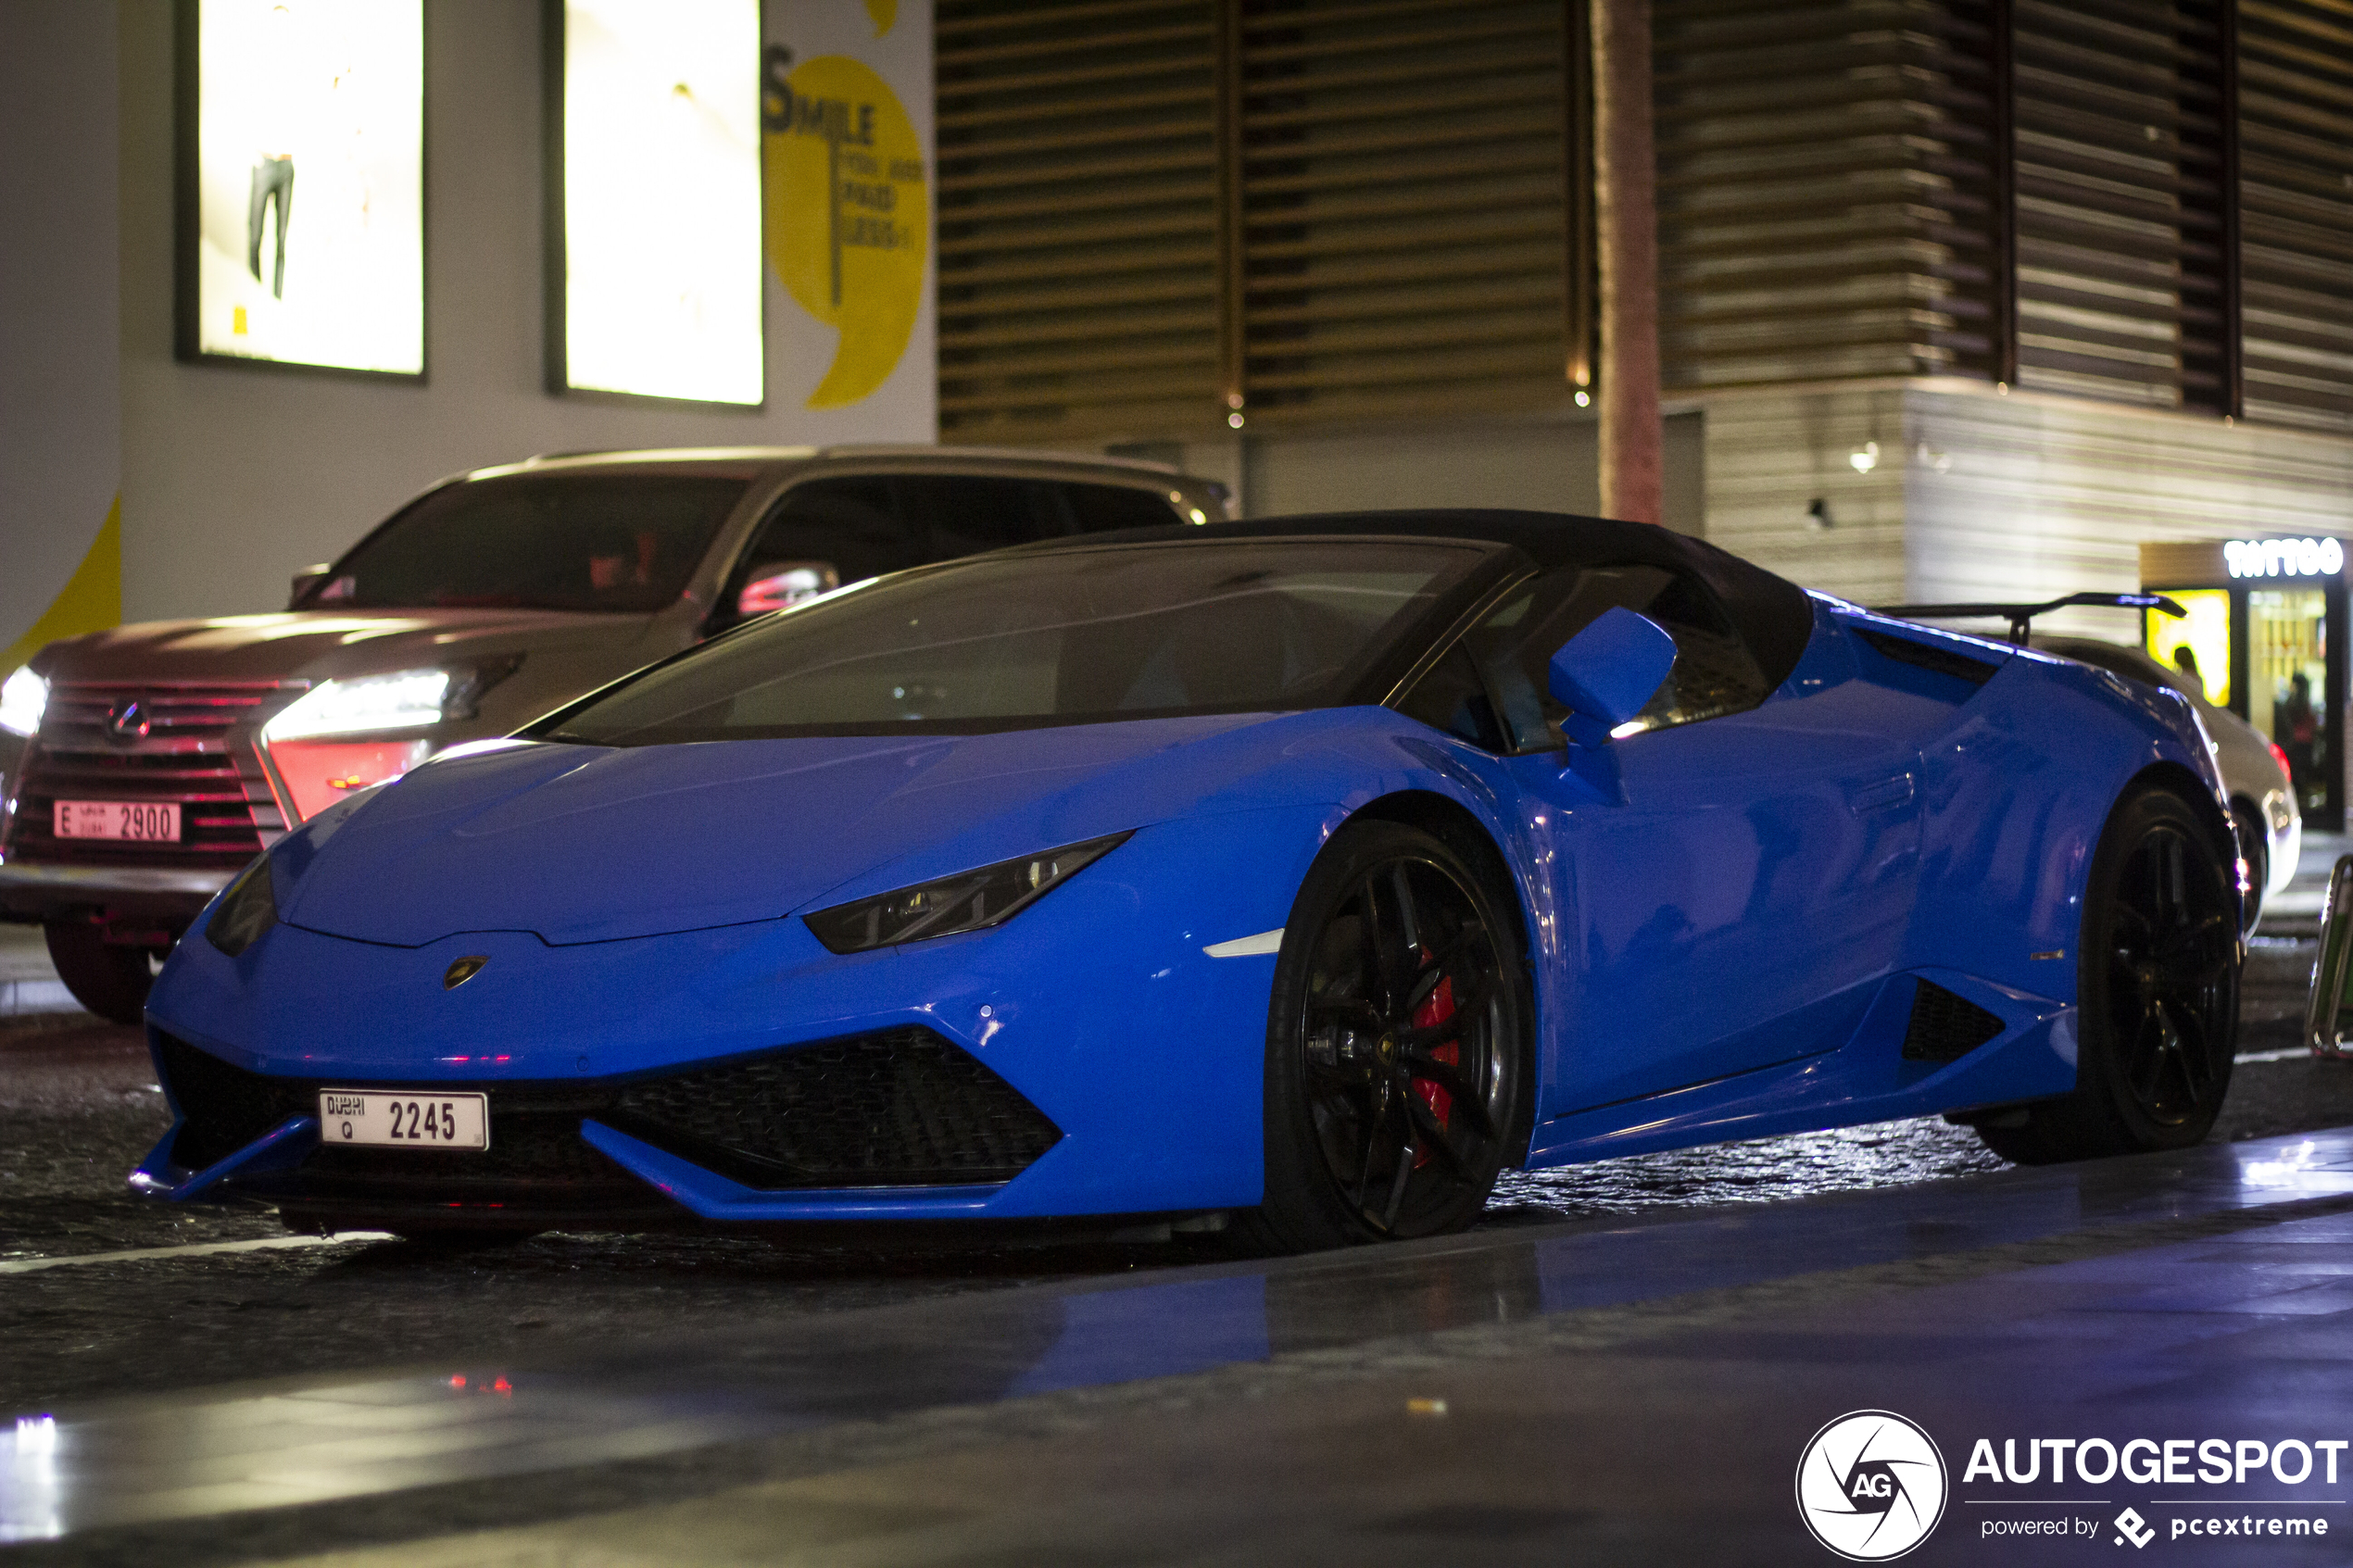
(0, 667, 47, 738)
(207, 854, 279, 958)
(806, 832, 1132, 954)
(265, 669, 451, 741)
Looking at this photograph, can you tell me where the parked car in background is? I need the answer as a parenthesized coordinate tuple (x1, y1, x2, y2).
(2031, 634, 2298, 928)
(0, 445, 1233, 1022)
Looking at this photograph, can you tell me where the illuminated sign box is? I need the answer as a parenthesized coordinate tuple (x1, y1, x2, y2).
(548, 0, 764, 406)
(2142, 538, 2351, 585)
(2226, 538, 2345, 579)
(176, 0, 425, 377)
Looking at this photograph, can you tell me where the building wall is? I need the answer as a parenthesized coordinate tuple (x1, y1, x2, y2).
(107, 0, 935, 627)
(1905, 382, 2353, 633)
(1696, 384, 1909, 607)
(0, 0, 120, 673)
(1141, 411, 1705, 536)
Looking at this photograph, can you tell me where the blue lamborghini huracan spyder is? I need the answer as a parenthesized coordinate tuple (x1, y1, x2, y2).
(135, 512, 2241, 1249)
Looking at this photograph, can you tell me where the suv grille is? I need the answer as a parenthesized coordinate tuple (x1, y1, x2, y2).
(7, 683, 296, 869)
(154, 1026, 1063, 1213)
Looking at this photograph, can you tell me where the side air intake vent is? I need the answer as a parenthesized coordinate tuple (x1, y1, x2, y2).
(1856, 628, 2002, 688)
(611, 1027, 1063, 1189)
(1902, 981, 2007, 1063)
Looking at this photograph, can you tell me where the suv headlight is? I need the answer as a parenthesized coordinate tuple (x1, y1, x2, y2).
(265, 669, 452, 741)
(805, 832, 1131, 954)
(259, 660, 522, 823)
(0, 667, 46, 738)
(207, 854, 279, 958)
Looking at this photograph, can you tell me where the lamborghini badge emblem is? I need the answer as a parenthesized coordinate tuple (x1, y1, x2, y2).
(443, 956, 489, 990)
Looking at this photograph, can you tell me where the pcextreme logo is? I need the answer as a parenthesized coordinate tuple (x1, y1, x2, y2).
(1796, 1410, 1950, 1561)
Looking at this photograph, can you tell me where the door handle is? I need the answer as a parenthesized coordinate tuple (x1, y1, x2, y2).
(1847, 773, 1916, 815)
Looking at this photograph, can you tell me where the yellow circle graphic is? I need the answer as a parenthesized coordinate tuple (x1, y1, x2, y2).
(763, 55, 926, 409)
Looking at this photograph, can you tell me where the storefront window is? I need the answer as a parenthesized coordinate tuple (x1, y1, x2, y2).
(2250, 588, 2329, 812)
(2145, 588, 2232, 706)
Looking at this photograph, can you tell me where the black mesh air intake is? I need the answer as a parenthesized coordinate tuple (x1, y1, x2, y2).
(157, 1032, 308, 1170)
(1901, 980, 2007, 1062)
(610, 1026, 1063, 1189)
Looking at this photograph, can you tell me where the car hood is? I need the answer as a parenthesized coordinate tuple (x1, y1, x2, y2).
(274, 712, 1356, 946)
(31, 608, 660, 686)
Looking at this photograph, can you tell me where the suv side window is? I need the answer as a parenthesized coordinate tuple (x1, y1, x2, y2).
(723, 477, 917, 621)
(894, 475, 1072, 555)
(1064, 482, 1183, 533)
(1466, 564, 1773, 751)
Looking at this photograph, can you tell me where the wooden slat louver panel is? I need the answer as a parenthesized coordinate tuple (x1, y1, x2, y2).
(2009, 0, 2231, 410)
(1234, 0, 1572, 428)
(2238, 0, 2353, 432)
(936, 0, 1224, 441)
(1651, 1, 2002, 392)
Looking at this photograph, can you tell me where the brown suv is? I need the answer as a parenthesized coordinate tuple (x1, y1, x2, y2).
(0, 445, 1232, 1021)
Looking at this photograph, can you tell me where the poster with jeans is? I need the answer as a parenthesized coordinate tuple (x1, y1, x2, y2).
(188, 0, 423, 375)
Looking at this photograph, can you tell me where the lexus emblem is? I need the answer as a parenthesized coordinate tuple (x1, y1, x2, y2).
(442, 956, 489, 990)
(106, 697, 150, 743)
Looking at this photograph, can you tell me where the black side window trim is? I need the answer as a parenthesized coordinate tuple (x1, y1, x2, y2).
(1854, 627, 2002, 687)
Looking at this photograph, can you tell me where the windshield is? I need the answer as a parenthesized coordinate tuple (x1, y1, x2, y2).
(309, 472, 747, 613)
(542, 538, 1491, 744)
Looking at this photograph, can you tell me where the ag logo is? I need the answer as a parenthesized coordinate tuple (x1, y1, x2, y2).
(1795, 1410, 1947, 1561)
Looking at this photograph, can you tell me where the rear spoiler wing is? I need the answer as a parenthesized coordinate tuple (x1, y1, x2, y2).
(1867, 592, 2185, 646)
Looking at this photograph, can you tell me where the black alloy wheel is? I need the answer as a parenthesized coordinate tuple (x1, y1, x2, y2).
(1975, 785, 2237, 1164)
(2103, 817, 2237, 1128)
(1243, 821, 1528, 1251)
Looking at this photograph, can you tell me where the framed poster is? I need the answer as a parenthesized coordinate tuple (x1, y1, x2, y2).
(175, 0, 426, 377)
(547, 0, 764, 407)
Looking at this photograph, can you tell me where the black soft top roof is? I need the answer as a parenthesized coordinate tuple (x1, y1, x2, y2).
(1162, 508, 1819, 694)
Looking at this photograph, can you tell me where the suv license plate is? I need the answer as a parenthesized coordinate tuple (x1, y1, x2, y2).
(54, 801, 182, 842)
(318, 1091, 489, 1150)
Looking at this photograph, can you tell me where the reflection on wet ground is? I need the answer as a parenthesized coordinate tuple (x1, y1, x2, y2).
(1491, 1115, 2005, 1220)
(14, 1125, 2353, 1559)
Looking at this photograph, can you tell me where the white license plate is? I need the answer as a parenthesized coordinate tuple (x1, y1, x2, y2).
(318, 1091, 489, 1150)
(54, 800, 182, 842)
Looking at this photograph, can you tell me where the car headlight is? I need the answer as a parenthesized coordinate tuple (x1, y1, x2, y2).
(265, 669, 452, 741)
(0, 667, 46, 738)
(207, 854, 279, 958)
(805, 832, 1132, 954)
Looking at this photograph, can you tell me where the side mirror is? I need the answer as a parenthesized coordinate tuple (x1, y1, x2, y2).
(736, 560, 841, 620)
(289, 564, 333, 608)
(1547, 607, 1677, 745)
(2307, 855, 2353, 1057)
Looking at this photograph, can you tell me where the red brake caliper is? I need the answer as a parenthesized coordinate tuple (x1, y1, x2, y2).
(1409, 954, 1457, 1166)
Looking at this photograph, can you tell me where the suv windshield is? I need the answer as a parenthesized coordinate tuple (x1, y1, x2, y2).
(541, 538, 1491, 744)
(309, 473, 747, 613)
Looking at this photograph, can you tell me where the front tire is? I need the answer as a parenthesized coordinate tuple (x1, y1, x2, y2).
(44, 922, 156, 1025)
(1977, 785, 2238, 1164)
(1239, 821, 1530, 1253)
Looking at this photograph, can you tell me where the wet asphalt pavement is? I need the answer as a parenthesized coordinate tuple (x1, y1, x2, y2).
(6, 900, 2352, 1418)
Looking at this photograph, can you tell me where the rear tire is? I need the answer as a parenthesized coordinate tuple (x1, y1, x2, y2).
(1976, 785, 2238, 1164)
(1236, 821, 1530, 1253)
(44, 922, 155, 1025)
